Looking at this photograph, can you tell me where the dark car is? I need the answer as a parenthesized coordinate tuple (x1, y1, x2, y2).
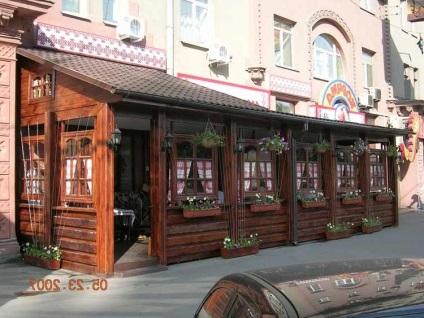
(194, 258, 424, 317)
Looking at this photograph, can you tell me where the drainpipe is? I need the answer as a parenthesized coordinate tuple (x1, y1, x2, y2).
(166, 0, 174, 75)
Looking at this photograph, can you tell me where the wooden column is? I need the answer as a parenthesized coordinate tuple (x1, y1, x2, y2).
(150, 112, 167, 265)
(95, 104, 114, 275)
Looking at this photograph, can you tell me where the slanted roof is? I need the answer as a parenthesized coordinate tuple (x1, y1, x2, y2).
(17, 47, 409, 137)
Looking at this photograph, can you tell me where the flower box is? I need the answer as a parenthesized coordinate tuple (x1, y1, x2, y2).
(326, 230, 351, 240)
(375, 196, 393, 202)
(250, 203, 280, 212)
(220, 244, 259, 259)
(301, 201, 327, 209)
(23, 255, 61, 270)
(183, 208, 221, 218)
(362, 224, 382, 234)
(341, 198, 363, 205)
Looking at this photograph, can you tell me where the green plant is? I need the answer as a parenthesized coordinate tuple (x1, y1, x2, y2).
(297, 190, 325, 203)
(193, 127, 225, 147)
(342, 189, 362, 199)
(258, 131, 289, 154)
(384, 145, 398, 157)
(223, 233, 260, 249)
(362, 216, 382, 227)
(21, 240, 61, 260)
(254, 193, 280, 205)
(181, 196, 219, 210)
(351, 138, 369, 156)
(326, 221, 354, 233)
(376, 188, 395, 198)
(314, 139, 331, 150)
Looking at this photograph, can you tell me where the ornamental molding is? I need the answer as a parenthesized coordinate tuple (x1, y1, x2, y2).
(36, 23, 167, 70)
(307, 10, 356, 93)
(269, 75, 312, 99)
(0, 4, 15, 27)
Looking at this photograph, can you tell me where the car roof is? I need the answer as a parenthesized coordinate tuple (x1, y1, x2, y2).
(244, 258, 424, 317)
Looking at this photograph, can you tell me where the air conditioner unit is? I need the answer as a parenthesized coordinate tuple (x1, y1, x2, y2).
(207, 43, 231, 66)
(116, 16, 145, 42)
(358, 94, 374, 108)
(369, 87, 382, 101)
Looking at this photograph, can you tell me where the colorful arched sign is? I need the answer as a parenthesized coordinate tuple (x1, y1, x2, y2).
(399, 112, 420, 162)
(320, 80, 359, 111)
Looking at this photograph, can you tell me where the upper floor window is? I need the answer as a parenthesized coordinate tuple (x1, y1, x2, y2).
(274, 16, 294, 68)
(180, 0, 209, 46)
(362, 51, 374, 88)
(359, 0, 371, 12)
(30, 73, 54, 100)
(172, 137, 218, 199)
(61, 131, 94, 206)
(242, 142, 275, 197)
(404, 64, 419, 100)
(103, 0, 127, 24)
(62, 0, 89, 17)
(276, 100, 295, 114)
(314, 35, 344, 80)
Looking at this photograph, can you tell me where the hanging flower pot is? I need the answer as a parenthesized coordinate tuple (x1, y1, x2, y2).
(258, 131, 289, 154)
(313, 139, 331, 154)
(193, 119, 225, 148)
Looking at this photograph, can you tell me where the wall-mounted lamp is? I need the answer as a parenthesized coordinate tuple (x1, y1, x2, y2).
(161, 132, 174, 152)
(234, 138, 245, 153)
(418, 36, 424, 54)
(107, 125, 122, 151)
(396, 149, 405, 165)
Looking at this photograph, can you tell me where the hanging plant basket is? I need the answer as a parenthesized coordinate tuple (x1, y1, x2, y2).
(315, 146, 328, 154)
(220, 245, 259, 259)
(23, 255, 61, 270)
(341, 198, 363, 205)
(250, 203, 280, 212)
(301, 201, 327, 209)
(362, 224, 382, 234)
(193, 119, 225, 148)
(326, 230, 351, 240)
(183, 208, 221, 218)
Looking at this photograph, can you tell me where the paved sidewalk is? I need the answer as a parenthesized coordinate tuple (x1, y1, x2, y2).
(1, 210, 424, 318)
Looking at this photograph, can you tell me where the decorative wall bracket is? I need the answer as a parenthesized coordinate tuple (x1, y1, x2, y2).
(246, 66, 266, 84)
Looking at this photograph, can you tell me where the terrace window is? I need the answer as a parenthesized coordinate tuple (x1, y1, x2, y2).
(336, 150, 357, 191)
(30, 73, 54, 100)
(296, 147, 320, 191)
(370, 152, 386, 191)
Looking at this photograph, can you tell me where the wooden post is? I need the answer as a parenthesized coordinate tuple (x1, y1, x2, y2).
(95, 104, 114, 275)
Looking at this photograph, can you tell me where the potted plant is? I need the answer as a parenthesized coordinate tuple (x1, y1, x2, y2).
(384, 145, 398, 157)
(341, 189, 363, 205)
(361, 216, 383, 234)
(258, 131, 289, 154)
(326, 221, 354, 240)
(375, 187, 395, 202)
(250, 193, 281, 212)
(351, 138, 369, 156)
(313, 139, 331, 154)
(193, 127, 225, 148)
(21, 240, 62, 270)
(298, 190, 327, 208)
(221, 233, 260, 259)
(181, 196, 221, 218)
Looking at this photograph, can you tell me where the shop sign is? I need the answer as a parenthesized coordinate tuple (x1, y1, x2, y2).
(309, 105, 365, 124)
(320, 80, 359, 111)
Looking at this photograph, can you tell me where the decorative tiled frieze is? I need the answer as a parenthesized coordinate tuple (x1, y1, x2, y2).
(269, 75, 312, 98)
(0, 99, 9, 124)
(0, 162, 9, 175)
(0, 44, 15, 59)
(36, 23, 167, 70)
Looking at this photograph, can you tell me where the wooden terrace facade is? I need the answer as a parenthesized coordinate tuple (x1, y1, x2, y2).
(16, 48, 407, 275)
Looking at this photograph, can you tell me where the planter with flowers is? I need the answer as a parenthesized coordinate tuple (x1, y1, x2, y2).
(326, 221, 354, 240)
(314, 139, 331, 154)
(181, 196, 221, 218)
(362, 216, 383, 234)
(258, 131, 289, 154)
(250, 194, 281, 212)
(341, 189, 363, 205)
(298, 190, 327, 209)
(375, 188, 395, 202)
(193, 125, 225, 149)
(221, 234, 260, 259)
(384, 145, 398, 157)
(351, 138, 369, 156)
(21, 240, 62, 270)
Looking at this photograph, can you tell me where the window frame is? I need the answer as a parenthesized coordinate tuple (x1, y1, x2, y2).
(103, 0, 128, 24)
(296, 145, 322, 193)
(29, 72, 55, 103)
(274, 16, 294, 69)
(359, 0, 372, 12)
(62, 0, 89, 18)
(60, 130, 95, 206)
(362, 50, 374, 88)
(370, 152, 387, 191)
(336, 149, 358, 192)
(179, 0, 209, 47)
(240, 139, 277, 200)
(313, 35, 344, 80)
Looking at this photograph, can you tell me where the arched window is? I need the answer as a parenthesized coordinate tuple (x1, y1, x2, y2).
(314, 35, 344, 80)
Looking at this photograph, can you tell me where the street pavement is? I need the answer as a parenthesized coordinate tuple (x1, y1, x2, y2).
(1, 208, 424, 318)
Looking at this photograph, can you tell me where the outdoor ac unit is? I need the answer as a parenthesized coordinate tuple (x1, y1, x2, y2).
(369, 87, 382, 101)
(116, 16, 145, 42)
(207, 43, 231, 66)
(358, 94, 374, 108)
